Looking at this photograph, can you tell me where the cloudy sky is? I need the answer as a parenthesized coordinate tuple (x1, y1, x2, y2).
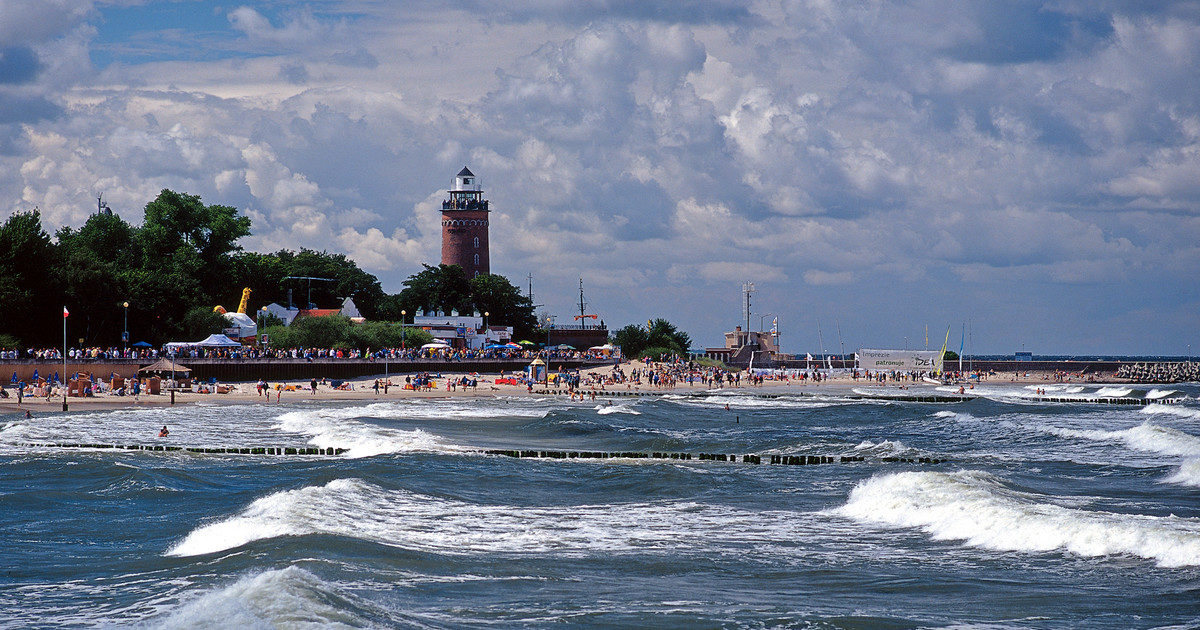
(2, 0, 1198, 356)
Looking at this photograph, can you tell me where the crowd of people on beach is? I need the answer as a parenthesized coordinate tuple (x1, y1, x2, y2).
(1116, 361, 1199, 383)
(1, 345, 605, 364)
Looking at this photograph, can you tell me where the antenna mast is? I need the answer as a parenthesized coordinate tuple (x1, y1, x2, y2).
(742, 281, 755, 347)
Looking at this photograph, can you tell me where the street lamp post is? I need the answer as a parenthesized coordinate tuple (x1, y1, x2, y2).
(258, 306, 268, 352)
(400, 310, 406, 351)
(122, 301, 129, 356)
(483, 311, 489, 345)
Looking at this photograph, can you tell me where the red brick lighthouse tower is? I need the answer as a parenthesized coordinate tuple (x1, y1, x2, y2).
(440, 167, 490, 278)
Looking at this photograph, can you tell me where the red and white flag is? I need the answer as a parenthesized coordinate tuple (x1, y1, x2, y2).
(63, 306, 69, 318)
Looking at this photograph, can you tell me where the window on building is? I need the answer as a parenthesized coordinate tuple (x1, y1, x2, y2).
(473, 253, 480, 265)
(473, 237, 479, 248)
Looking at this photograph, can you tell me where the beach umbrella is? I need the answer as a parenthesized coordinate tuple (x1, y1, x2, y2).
(10, 372, 16, 384)
(131, 341, 153, 348)
(420, 342, 451, 350)
(517, 340, 536, 346)
(503, 342, 522, 348)
(32, 369, 39, 380)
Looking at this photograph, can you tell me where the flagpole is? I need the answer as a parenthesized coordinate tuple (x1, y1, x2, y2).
(62, 306, 68, 412)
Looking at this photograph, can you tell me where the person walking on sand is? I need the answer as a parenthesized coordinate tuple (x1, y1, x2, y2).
(311, 378, 318, 394)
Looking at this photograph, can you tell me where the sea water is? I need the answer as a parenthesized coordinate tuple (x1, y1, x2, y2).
(2, 383, 1199, 628)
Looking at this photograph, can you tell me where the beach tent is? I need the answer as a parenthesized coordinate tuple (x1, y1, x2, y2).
(420, 342, 451, 350)
(138, 358, 192, 377)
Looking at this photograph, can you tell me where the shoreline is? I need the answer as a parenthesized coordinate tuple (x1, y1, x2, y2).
(0, 364, 1157, 415)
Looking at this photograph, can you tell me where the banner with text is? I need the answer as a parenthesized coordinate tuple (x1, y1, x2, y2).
(856, 348, 942, 372)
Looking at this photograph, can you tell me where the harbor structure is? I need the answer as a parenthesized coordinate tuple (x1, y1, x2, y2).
(441, 167, 490, 278)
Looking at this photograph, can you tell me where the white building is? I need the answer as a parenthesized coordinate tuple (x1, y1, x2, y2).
(413, 310, 512, 349)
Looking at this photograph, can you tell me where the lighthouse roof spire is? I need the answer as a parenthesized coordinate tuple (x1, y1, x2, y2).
(456, 166, 474, 177)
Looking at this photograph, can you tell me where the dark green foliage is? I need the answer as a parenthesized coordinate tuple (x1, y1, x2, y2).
(469, 273, 539, 339)
(0, 188, 538, 349)
(392, 265, 538, 339)
(612, 325, 649, 357)
(0, 210, 55, 340)
(181, 307, 231, 339)
(398, 264, 474, 316)
(262, 316, 432, 351)
(612, 318, 691, 358)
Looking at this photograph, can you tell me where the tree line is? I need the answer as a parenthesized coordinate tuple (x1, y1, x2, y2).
(0, 190, 536, 349)
(1, 188, 695, 359)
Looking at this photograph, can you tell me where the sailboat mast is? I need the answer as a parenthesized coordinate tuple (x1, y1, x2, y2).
(578, 279, 587, 320)
(836, 319, 845, 368)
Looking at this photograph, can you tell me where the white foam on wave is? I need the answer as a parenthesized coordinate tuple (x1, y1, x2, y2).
(835, 470, 1200, 567)
(932, 409, 978, 424)
(1142, 404, 1200, 420)
(0, 421, 33, 443)
(168, 477, 830, 559)
(852, 439, 914, 457)
(152, 565, 370, 628)
(1044, 421, 1200, 458)
(275, 409, 463, 458)
(597, 404, 641, 415)
(667, 392, 842, 410)
(1023, 384, 1086, 395)
(1167, 459, 1200, 488)
(1096, 387, 1134, 398)
(1146, 389, 1182, 400)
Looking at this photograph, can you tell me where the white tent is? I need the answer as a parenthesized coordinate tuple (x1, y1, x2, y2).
(420, 342, 451, 350)
(222, 311, 257, 338)
(195, 334, 242, 347)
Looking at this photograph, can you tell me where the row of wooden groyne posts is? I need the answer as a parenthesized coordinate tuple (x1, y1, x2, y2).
(482, 450, 946, 465)
(14, 441, 944, 465)
(18, 443, 347, 455)
(533, 387, 1182, 405)
(532, 388, 975, 404)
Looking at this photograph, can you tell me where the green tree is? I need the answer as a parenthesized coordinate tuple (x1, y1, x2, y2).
(232, 249, 387, 318)
(612, 324, 650, 357)
(469, 273, 538, 339)
(397, 264, 473, 316)
(0, 209, 56, 343)
(138, 189, 251, 308)
(613, 319, 691, 358)
(181, 307, 231, 339)
(54, 213, 139, 345)
(261, 315, 430, 351)
(648, 318, 691, 355)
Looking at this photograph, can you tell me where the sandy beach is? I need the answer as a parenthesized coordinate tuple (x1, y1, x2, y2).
(0, 362, 1118, 415)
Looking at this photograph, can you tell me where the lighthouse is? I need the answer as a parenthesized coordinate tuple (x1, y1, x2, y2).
(440, 167, 490, 278)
